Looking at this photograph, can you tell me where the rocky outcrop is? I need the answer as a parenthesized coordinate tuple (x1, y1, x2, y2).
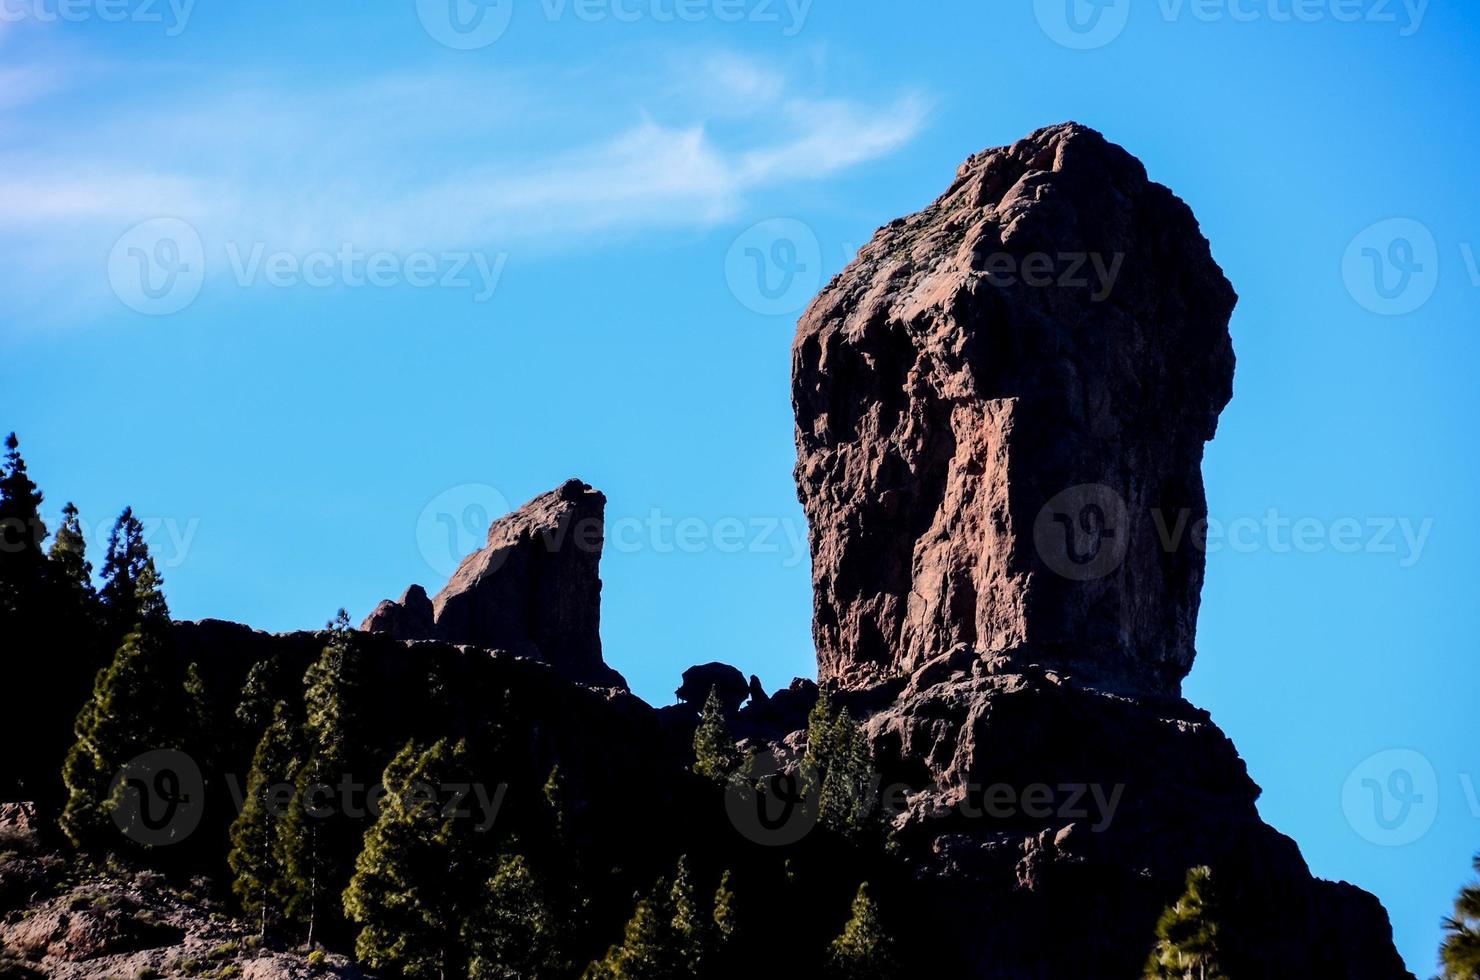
(674, 662, 749, 714)
(793, 121, 1236, 694)
(788, 123, 1410, 977)
(363, 479, 625, 688)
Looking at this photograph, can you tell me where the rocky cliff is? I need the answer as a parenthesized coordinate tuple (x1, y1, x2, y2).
(363, 478, 625, 688)
(793, 121, 1235, 694)
(785, 122, 1410, 977)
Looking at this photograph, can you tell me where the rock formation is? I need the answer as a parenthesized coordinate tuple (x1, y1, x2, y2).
(793, 121, 1236, 694)
(363, 478, 625, 688)
(788, 123, 1410, 977)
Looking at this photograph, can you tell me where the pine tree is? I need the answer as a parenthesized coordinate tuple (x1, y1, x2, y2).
(98, 508, 151, 638)
(692, 688, 741, 782)
(1144, 866, 1228, 980)
(236, 656, 286, 737)
(465, 847, 569, 979)
(343, 738, 488, 980)
(281, 612, 373, 944)
(712, 870, 737, 949)
(584, 857, 735, 980)
(826, 882, 898, 980)
(583, 886, 676, 980)
(1441, 854, 1480, 980)
(0, 432, 47, 614)
(59, 561, 180, 848)
(228, 703, 302, 938)
(47, 502, 93, 602)
(279, 746, 343, 946)
(804, 694, 876, 839)
(667, 856, 708, 975)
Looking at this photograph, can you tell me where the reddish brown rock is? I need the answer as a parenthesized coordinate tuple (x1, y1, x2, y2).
(793, 121, 1236, 694)
(363, 479, 624, 688)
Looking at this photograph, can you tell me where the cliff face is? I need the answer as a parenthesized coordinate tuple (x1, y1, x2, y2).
(363, 478, 625, 689)
(793, 122, 1235, 694)
(789, 123, 1410, 977)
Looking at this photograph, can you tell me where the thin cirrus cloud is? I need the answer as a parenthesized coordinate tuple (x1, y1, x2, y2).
(0, 52, 929, 322)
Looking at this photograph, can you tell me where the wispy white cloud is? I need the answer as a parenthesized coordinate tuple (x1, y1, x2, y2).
(0, 50, 928, 320)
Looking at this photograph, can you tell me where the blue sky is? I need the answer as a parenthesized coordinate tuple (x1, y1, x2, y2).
(1, 0, 1477, 972)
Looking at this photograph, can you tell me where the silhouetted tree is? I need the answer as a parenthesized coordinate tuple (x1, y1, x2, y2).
(1144, 866, 1227, 980)
(465, 846, 569, 979)
(0, 432, 47, 612)
(805, 694, 877, 840)
(1441, 853, 1480, 980)
(47, 502, 92, 602)
(692, 688, 741, 782)
(344, 738, 489, 980)
(98, 508, 151, 640)
(826, 882, 898, 980)
(228, 702, 302, 938)
(59, 561, 181, 847)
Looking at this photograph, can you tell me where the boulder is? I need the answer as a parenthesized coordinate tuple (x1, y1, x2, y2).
(792, 121, 1236, 694)
(674, 662, 749, 713)
(364, 479, 625, 688)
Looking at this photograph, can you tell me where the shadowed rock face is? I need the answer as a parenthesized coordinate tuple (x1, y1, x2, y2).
(793, 121, 1236, 694)
(363, 479, 625, 689)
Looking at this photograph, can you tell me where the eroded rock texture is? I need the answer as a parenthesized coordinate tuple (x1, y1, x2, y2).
(789, 123, 1410, 977)
(363, 479, 624, 688)
(793, 121, 1236, 694)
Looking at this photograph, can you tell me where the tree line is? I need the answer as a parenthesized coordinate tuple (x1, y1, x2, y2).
(5, 431, 1478, 979)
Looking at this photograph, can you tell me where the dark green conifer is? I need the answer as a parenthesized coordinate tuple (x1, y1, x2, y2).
(1441, 854, 1480, 980)
(826, 882, 898, 980)
(1144, 866, 1227, 980)
(59, 561, 180, 847)
(692, 688, 741, 782)
(228, 703, 302, 938)
(343, 738, 488, 980)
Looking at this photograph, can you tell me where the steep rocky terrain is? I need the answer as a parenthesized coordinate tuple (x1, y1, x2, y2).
(1, 122, 1412, 979)
(363, 479, 624, 688)
(783, 122, 1409, 977)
